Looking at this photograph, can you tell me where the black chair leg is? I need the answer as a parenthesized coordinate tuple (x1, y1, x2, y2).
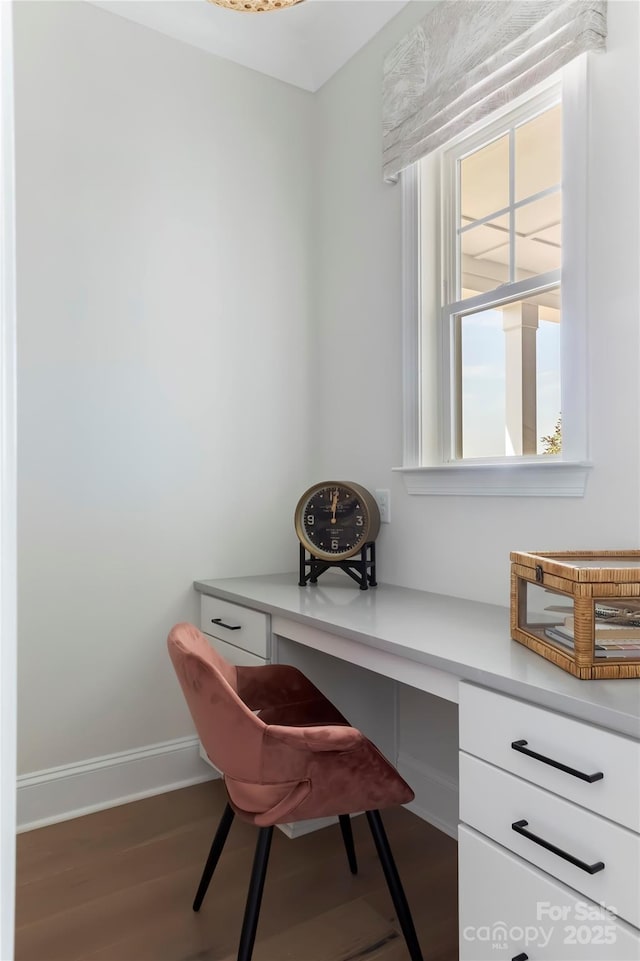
(338, 814, 358, 875)
(366, 810, 424, 961)
(237, 826, 274, 961)
(193, 802, 235, 912)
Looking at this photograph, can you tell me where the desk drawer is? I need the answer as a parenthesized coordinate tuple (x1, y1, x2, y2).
(460, 753, 640, 929)
(205, 634, 267, 668)
(459, 683, 640, 833)
(460, 825, 640, 960)
(201, 595, 269, 658)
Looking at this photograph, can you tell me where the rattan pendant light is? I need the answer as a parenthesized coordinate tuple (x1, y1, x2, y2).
(208, 0, 303, 11)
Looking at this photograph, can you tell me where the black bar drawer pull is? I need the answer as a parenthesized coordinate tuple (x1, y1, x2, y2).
(511, 740, 603, 783)
(512, 819, 605, 875)
(512, 954, 528, 961)
(211, 618, 242, 631)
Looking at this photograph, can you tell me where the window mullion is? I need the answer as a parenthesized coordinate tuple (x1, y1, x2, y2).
(453, 314, 463, 459)
(440, 151, 457, 463)
(453, 156, 460, 302)
(509, 126, 516, 284)
(458, 184, 561, 236)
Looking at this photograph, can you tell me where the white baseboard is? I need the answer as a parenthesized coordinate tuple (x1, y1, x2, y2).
(397, 751, 459, 840)
(17, 735, 218, 833)
(17, 740, 454, 842)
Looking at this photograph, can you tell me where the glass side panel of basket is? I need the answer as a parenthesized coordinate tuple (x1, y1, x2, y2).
(522, 581, 577, 653)
(523, 582, 640, 660)
(592, 597, 640, 660)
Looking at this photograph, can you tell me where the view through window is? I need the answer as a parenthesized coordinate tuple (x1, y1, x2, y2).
(443, 99, 562, 459)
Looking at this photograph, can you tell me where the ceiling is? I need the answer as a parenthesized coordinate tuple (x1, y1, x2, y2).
(90, 0, 411, 92)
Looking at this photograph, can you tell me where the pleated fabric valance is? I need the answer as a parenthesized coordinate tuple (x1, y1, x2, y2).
(382, 0, 607, 182)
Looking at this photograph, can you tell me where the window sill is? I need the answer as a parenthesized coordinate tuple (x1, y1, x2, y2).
(394, 460, 592, 497)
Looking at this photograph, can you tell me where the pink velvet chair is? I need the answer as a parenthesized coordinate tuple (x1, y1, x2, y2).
(168, 622, 423, 961)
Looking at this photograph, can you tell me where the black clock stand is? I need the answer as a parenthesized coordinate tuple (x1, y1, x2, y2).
(298, 542, 377, 591)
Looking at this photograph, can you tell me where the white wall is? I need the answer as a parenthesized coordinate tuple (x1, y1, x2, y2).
(15, 1, 313, 774)
(313, 0, 640, 607)
(14, 0, 639, 814)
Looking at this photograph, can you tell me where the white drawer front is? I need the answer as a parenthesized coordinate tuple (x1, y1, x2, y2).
(460, 825, 640, 961)
(460, 753, 640, 929)
(459, 683, 640, 833)
(204, 633, 268, 668)
(200, 595, 269, 658)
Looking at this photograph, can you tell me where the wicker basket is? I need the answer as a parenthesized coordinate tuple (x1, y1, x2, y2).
(510, 550, 640, 680)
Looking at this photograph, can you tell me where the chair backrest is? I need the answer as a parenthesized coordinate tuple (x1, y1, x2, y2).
(168, 622, 414, 828)
(167, 622, 267, 783)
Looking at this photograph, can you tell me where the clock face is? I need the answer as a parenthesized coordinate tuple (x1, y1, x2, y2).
(295, 483, 378, 560)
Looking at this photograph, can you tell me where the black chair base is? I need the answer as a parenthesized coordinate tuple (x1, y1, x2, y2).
(339, 814, 358, 874)
(193, 805, 423, 961)
(238, 825, 273, 961)
(366, 810, 424, 961)
(193, 802, 235, 912)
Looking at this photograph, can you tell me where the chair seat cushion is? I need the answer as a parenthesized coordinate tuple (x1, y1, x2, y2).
(256, 696, 349, 728)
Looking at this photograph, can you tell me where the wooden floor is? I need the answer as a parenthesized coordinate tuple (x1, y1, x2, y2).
(15, 781, 458, 961)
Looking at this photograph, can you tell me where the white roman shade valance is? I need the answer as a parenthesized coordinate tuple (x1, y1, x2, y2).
(382, 0, 607, 182)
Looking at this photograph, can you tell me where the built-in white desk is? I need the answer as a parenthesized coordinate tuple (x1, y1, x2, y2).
(194, 573, 640, 737)
(194, 573, 640, 961)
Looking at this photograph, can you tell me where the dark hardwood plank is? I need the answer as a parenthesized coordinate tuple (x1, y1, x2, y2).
(15, 780, 458, 961)
(233, 898, 399, 961)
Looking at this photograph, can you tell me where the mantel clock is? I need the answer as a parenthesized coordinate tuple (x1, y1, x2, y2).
(294, 481, 380, 590)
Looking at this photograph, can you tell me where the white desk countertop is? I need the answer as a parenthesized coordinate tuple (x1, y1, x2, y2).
(194, 573, 640, 739)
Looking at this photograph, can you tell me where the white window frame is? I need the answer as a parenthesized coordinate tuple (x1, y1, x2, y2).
(442, 85, 562, 462)
(396, 57, 591, 497)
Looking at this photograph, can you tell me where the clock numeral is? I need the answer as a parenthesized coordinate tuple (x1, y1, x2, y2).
(306, 514, 315, 526)
(331, 539, 339, 550)
(355, 515, 364, 526)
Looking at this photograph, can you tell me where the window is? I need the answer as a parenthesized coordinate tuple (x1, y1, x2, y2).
(400, 63, 590, 497)
(443, 92, 562, 460)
